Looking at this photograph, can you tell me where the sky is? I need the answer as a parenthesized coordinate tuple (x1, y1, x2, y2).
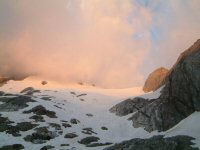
(0, 0, 199, 88)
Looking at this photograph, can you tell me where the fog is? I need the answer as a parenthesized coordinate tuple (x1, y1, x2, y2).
(0, 0, 199, 88)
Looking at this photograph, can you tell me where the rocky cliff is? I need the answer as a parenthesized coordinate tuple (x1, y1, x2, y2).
(110, 39, 200, 132)
(143, 67, 169, 93)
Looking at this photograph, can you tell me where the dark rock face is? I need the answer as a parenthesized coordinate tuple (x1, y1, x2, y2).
(0, 96, 36, 112)
(0, 116, 38, 137)
(0, 116, 14, 133)
(79, 136, 100, 145)
(104, 135, 199, 150)
(60, 144, 70, 147)
(87, 142, 112, 147)
(5, 122, 38, 137)
(24, 127, 58, 144)
(48, 123, 62, 130)
(64, 133, 78, 138)
(62, 123, 72, 128)
(20, 87, 41, 95)
(109, 97, 152, 116)
(0, 144, 24, 150)
(77, 93, 87, 97)
(110, 39, 200, 132)
(70, 118, 80, 124)
(13, 122, 38, 132)
(23, 105, 57, 118)
(82, 128, 97, 135)
(143, 67, 169, 93)
(133, 39, 200, 132)
(40, 145, 54, 150)
(41, 81, 48, 85)
(41, 96, 52, 101)
(29, 115, 45, 122)
(86, 113, 93, 117)
(101, 126, 108, 130)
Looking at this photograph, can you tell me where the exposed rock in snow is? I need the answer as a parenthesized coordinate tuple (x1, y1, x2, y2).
(23, 105, 57, 118)
(41, 81, 48, 85)
(82, 128, 97, 135)
(143, 67, 169, 93)
(104, 135, 199, 150)
(40, 145, 54, 150)
(29, 115, 45, 122)
(109, 97, 153, 116)
(24, 127, 58, 144)
(78, 136, 100, 145)
(20, 87, 41, 96)
(70, 118, 80, 124)
(101, 126, 108, 130)
(0, 144, 24, 150)
(64, 133, 78, 139)
(0, 96, 36, 112)
(62, 122, 72, 128)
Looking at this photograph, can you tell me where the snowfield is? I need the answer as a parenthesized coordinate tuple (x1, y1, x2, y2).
(0, 77, 199, 150)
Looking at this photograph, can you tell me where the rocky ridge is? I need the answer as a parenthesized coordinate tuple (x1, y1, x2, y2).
(110, 39, 200, 132)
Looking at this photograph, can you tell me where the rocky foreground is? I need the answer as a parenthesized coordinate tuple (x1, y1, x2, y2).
(105, 135, 198, 150)
(0, 87, 199, 150)
(0, 88, 115, 150)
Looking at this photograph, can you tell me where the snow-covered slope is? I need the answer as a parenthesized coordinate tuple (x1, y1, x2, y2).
(0, 77, 199, 150)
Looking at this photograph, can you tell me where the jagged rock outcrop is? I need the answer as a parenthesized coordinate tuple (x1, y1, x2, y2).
(110, 39, 200, 132)
(143, 67, 169, 93)
(109, 97, 154, 116)
(104, 135, 199, 150)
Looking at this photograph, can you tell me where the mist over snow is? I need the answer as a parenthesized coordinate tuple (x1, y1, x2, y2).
(0, 0, 199, 88)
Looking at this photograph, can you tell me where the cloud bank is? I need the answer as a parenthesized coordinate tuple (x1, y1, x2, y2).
(0, 0, 199, 88)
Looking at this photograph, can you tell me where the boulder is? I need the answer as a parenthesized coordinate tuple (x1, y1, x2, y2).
(64, 133, 78, 139)
(23, 105, 57, 118)
(143, 67, 169, 93)
(79, 136, 100, 145)
(70, 118, 80, 124)
(41, 81, 48, 85)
